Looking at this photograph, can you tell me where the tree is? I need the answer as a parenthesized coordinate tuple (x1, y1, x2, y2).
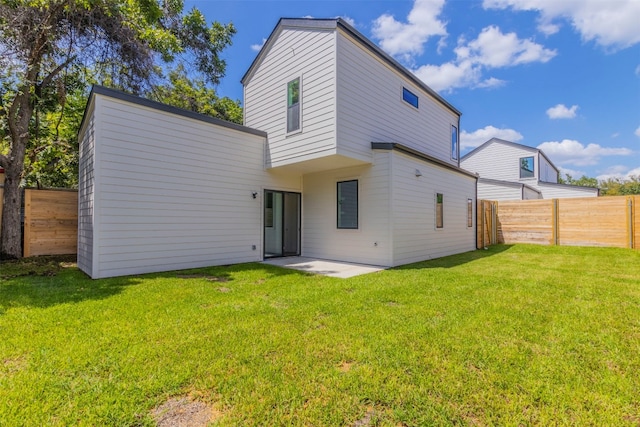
(599, 176, 640, 196)
(0, 0, 236, 258)
(148, 65, 242, 124)
(558, 173, 598, 188)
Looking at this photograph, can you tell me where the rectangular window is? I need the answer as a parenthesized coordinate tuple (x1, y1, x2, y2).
(402, 87, 419, 108)
(467, 198, 473, 227)
(337, 180, 358, 229)
(265, 192, 274, 227)
(436, 193, 444, 229)
(451, 125, 459, 161)
(520, 156, 535, 178)
(287, 78, 300, 133)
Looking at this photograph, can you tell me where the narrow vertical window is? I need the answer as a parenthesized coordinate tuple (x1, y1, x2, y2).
(436, 193, 444, 229)
(467, 198, 473, 228)
(402, 87, 419, 108)
(337, 180, 358, 229)
(520, 156, 534, 178)
(287, 78, 300, 133)
(451, 125, 459, 161)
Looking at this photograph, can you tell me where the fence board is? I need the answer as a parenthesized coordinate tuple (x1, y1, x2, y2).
(497, 200, 554, 245)
(23, 189, 78, 257)
(482, 195, 638, 250)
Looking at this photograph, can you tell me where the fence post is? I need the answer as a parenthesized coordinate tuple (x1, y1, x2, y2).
(552, 199, 559, 246)
(23, 189, 31, 257)
(628, 196, 634, 249)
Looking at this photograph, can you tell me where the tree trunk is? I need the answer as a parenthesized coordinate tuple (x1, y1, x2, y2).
(0, 163, 24, 259)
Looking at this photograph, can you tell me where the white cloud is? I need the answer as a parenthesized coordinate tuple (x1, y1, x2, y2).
(546, 104, 579, 119)
(459, 26, 556, 67)
(636, 65, 640, 76)
(250, 38, 267, 52)
(339, 16, 356, 27)
(461, 126, 524, 151)
(635, 126, 640, 137)
(412, 26, 555, 92)
(597, 166, 640, 181)
(483, 0, 640, 50)
(372, 0, 447, 61)
(537, 139, 633, 166)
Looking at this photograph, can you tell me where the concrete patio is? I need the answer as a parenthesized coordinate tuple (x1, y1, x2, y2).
(262, 257, 386, 279)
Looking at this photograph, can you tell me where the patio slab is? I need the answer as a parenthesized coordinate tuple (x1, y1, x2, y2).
(262, 257, 386, 278)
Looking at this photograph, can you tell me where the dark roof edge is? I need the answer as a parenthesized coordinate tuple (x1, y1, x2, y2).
(372, 142, 478, 179)
(241, 18, 461, 117)
(86, 85, 266, 137)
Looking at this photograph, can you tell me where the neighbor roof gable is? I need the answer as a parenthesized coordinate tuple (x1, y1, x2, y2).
(461, 137, 559, 173)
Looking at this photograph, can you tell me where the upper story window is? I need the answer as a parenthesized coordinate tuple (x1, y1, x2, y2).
(451, 125, 459, 161)
(287, 77, 301, 133)
(402, 87, 419, 109)
(520, 156, 535, 178)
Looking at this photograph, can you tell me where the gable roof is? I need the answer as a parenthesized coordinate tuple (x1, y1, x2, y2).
(461, 137, 559, 172)
(241, 18, 461, 116)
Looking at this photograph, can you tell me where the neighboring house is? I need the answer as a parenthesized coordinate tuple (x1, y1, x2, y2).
(78, 18, 477, 279)
(460, 138, 599, 201)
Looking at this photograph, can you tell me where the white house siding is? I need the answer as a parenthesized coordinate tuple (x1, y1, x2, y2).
(461, 141, 538, 182)
(523, 186, 543, 200)
(243, 27, 337, 168)
(82, 93, 300, 279)
(390, 151, 476, 266)
(302, 155, 392, 266)
(534, 182, 599, 199)
(477, 181, 524, 201)
(77, 101, 97, 276)
(538, 155, 558, 183)
(336, 31, 459, 166)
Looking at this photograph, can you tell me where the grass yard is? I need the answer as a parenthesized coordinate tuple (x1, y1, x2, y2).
(1, 244, 639, 426)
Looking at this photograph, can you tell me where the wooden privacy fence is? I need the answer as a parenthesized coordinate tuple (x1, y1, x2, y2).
(23, 189, 78, 257)
(478, 196, 640, 250)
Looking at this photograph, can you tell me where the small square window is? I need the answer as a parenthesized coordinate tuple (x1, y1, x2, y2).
(402, 87, 418, 108)
(436, 193, 444, 229)
(337, 180, 358, 229)
(520, 156, 535, 178)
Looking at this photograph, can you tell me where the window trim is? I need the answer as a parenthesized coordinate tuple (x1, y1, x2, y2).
(337, 179, 359, 230)
(402, 87, 419, 109)
(467, 198, 473, 228)
(519, 156, 535, 179)
(451, 125, 459, 161)
(286, 76, 302, 135)
(435, 193, 444, 229)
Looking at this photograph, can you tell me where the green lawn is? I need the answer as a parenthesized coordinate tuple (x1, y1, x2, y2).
(1, 245, 639, 426)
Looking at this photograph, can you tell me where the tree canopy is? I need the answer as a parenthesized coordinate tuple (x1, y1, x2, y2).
(0, 0, 237, 258)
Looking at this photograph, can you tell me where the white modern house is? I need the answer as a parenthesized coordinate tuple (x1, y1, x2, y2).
(461, 138, 599, 201)
(77, 18, 478, 279)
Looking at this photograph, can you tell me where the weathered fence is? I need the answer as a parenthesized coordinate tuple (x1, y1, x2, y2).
(479, 196, 639, 250)
(23, 189, 78, 257)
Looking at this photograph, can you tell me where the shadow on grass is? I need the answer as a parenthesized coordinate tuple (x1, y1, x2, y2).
(392, 244, 514, 271)
(0, 260, 310, 313)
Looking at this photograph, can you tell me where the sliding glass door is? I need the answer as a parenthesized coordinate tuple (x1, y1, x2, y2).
(264, 190, 300, 258)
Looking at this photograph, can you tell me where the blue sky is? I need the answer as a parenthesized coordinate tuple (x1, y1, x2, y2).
(186, 0, 640, 181)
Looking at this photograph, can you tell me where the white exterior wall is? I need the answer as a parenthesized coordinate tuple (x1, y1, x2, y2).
(477, 181, 524, 201)
(523, 186, 543, 200)
(302, 156, 392, 266)
(82, 94, 300, 279)
(390, 151, 476, 265)
(534, 182, 599, 199)
(336, 31, 459, 166)
(243, 27, 338, 168)
(77, 102, 97, 276)
(538, 154, 558, 183)
(461, 141, 538, 182)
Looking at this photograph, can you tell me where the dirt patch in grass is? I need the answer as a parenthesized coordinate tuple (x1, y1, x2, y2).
(152, 397, 222, 427)
(0, 255, 76, 279)
(175, 274, 229, 282)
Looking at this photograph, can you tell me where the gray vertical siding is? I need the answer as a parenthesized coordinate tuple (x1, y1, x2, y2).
(77, 102, 96, 276)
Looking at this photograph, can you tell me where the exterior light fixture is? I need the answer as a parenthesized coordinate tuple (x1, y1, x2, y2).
(415, 169, 422, 177)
